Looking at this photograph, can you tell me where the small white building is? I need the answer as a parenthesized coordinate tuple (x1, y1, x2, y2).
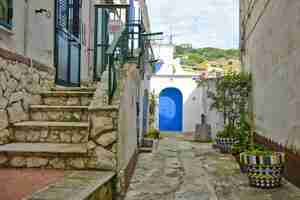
(150, 44, 224, 135)
(150, 44, 203, 133)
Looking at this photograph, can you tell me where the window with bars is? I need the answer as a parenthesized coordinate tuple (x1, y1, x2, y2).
(0, 0, 13, 29)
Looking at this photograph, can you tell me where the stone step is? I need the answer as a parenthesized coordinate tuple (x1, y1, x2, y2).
(0, 143, 90, 169)
(40, 91, 94, 106)
(52, 86, 96, 92)
(30, 105, 89, 122)
(12, 121, 89, 144)
(26, 171, 115, 200)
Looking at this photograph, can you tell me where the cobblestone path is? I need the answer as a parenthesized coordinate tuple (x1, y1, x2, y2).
(125, 137, 300, 200)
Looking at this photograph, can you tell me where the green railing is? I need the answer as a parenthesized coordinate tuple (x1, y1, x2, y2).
(106, 26, 129, 104)
(106, 22, 145, 104)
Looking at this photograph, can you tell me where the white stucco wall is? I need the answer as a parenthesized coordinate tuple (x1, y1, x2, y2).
(150, 75, 203, 133)
(117, 63, 139, 171)
(0, 0, 54, 65)
(240, 0, 300, 150)
(0, 0, 93, 82)
(150, 43, 224, 135)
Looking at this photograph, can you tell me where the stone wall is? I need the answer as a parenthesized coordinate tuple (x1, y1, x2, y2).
(0, 47, 55, 144)
(240, 0, 300, 151)
(87, 82, 119, 171)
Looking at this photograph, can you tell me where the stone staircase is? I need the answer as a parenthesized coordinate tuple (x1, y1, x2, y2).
(0, 87, 117, 170)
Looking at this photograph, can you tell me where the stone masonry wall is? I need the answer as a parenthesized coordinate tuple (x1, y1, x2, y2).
(240, 0, 300, 151)
(88, 82, 119, 171)
(0, 48, 55, 144)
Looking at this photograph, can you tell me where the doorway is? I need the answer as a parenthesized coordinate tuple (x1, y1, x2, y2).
(159, 87, 183, 132)
(55, 0, 81, 86)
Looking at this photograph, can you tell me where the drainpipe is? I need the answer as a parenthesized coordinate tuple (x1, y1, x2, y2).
(24, 0, 29, 56)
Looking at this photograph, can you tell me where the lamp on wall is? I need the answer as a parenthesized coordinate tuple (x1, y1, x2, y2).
(35, 9, 51, 18)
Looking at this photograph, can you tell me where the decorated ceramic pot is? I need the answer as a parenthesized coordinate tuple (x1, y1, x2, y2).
(215, 137, 238, 153)
(240, 152, 285, 189)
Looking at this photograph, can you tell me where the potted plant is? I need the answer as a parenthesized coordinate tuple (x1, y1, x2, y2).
(142, 128, 160, 148)
(240, 146, 286, 188)
(240, 81, 286, 188)
(209, 72, 252, 154)
(231, 113, 251, 172)
(215, 124, 239, 153)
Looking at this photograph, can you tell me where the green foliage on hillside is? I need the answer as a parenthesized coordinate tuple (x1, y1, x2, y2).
(175, 46, 240, 67)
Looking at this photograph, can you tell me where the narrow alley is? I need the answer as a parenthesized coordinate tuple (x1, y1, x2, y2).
(125, 136, 300, 200)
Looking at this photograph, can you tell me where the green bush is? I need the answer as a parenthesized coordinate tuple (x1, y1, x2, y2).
(216, 124, 239, 138)
(145, 128, 160, 139)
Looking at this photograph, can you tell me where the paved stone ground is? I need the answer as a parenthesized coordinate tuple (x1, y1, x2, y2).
(0, 169, 65, 200)
(125, 137, 300, 200)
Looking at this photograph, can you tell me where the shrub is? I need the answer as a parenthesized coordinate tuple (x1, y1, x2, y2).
(145, 128, 160, 139)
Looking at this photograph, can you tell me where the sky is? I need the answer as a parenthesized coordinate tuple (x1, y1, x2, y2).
(147, 0, 239, 49)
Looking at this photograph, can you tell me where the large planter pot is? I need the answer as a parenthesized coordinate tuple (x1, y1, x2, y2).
(215, 137, 238, 153)
(142, 138, 154, 148)
(240, 152, 286, 189)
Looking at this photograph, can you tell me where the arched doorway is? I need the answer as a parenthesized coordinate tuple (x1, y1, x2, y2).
(159, 87, 183, 132)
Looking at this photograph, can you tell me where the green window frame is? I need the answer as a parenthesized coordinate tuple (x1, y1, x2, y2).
(0, 0, 13, 29)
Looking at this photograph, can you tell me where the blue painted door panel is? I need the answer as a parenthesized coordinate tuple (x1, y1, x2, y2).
(159, 88, 183, 132)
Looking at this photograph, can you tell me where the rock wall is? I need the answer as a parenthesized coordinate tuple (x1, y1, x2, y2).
(0, 48, 55, 144)
(88, 82, 119, 171)
(240, 0, 300, 151)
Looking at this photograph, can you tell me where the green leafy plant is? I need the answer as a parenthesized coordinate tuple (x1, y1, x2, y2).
(209, 71, 252, 141)
(149, 91, 157, 130)
(145, 128, 160, 139)
(217, 124, 239, 138)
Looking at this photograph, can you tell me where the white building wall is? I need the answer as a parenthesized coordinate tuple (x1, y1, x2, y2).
(150, 76, 203, 133)
(0, 0, 93, 82)
(0, 0, 54, 65)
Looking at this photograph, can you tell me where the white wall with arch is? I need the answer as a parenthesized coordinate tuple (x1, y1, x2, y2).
(150, 75, 203, 133)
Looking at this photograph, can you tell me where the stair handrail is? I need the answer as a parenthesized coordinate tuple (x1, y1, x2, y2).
(106, 26, 129, 104)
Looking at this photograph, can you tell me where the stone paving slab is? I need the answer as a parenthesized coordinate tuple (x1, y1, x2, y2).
(125, 136, 300, 200)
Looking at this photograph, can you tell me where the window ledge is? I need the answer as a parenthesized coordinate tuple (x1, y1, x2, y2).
(0, 25, 14, 35)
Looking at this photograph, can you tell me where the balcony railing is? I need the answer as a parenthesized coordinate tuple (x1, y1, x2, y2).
(105, 22, 145, 104)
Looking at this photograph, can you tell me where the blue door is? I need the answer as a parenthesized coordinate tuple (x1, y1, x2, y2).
(159, 88, 183, 132)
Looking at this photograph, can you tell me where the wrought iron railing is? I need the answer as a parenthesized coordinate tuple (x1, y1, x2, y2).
(106, 26, 129, 104)
(105, 22, 145, 104)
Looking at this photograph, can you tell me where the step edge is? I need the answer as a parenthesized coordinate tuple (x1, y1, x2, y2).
(0, 143, 88, 154)
(30, 105, 89, 110)
(13, 121, 90, 128)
